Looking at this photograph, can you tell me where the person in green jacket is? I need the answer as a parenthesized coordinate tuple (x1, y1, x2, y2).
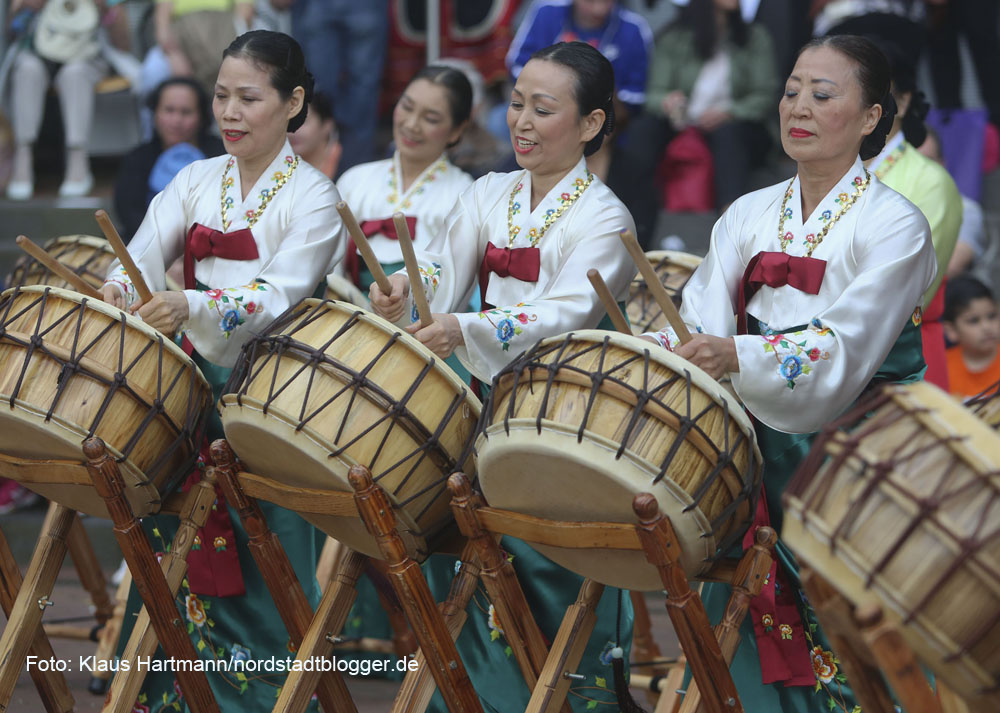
(610, 0, 778, 247)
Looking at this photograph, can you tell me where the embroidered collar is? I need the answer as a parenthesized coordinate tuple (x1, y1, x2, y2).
(870, 131, 906, 181)
(387, 152, 448, 209)
(777, 158, 870, 257)
(507, 157, 593, 248)
(220, 142, 299, 230)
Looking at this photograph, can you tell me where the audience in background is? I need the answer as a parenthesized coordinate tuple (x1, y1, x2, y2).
(288, 92, 341, 180)
(944, 276, 1000, 399)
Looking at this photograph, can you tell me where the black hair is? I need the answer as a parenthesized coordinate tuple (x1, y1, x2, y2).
(406, 65, 474, 132)
(679, 0, 748, 60)
(798, 35, 897, 161)
(528, 41, 615, 157)
(309, 91, 334, 124)
(878, 41, 930, 147)
(223, 30, 314, 132)
(147, 77, 212, 138)
(944, 276, 995, 322)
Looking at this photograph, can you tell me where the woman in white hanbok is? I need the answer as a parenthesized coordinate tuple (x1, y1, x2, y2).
(643, 35, 937, 712)
(369, 40, 638, 713)
(102, 30, 345, 713)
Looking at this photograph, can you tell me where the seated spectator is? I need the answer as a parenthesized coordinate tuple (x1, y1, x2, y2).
(944, 276, 1000, 399)
(288, 92, 341, 179)
(917, 128, 988, 279)
(140, 0, 254, 101)
(4, 0, 132, 199)
(506, 0, 653, 178)
(114, 78, 224, 242)
(610, 0, 775, 247)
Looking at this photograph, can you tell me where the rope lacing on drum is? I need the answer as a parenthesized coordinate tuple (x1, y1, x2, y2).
(9, 238, 111, 290)
(482, 333, 762, 562)
(788, 386, 1000, 669)
(0, 287, 210, 505)
(224, 301, 475, 538)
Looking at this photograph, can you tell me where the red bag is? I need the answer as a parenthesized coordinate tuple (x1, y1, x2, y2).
(661, 127, 715, 213)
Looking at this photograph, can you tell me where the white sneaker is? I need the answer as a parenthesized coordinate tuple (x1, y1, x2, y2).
(6, 180, 33, 200)
(58, 173, 94, 198)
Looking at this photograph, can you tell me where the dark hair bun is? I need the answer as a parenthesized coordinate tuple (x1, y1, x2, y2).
(900, 89, 929, 148)
(860, 91, 897, 161)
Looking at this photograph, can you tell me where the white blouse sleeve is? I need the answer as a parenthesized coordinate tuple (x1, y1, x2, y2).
(181, 179, 345, 366)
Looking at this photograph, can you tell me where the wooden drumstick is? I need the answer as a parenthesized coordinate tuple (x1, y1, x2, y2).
(619, 229, 692, 344)
(587, 269, 630, 335)
(393, 212, 434, 327)
(336, 201, 393, 295)
(95, 209, 154, 304)
(14, 235, 103, 300)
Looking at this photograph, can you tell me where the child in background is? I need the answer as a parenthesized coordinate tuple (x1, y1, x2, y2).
(944, 276, 1000, 399)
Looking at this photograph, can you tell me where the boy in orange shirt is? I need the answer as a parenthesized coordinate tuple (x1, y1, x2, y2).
(944, 276, 1000, 399)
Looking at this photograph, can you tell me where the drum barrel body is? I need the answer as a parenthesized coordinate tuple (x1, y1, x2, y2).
(220, 299, 480, 562)
(0, 286, 211, 517)
(476, 330, 762, 591)
(7, 236, 116, 292)
(784, 381, 1000, 706)
(626, 251, 702, 335)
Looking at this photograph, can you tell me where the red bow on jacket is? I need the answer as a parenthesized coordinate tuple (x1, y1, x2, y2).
(478, 242, 540, 309)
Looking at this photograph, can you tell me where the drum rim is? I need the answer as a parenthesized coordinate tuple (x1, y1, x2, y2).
(40, 235, 115, 253)
(641, 249, 704, 271)
(324, 276, 369, 308)
(297, 298, 483, 411)
(3, 285, 209, 385)
(525, 329, 761, 463)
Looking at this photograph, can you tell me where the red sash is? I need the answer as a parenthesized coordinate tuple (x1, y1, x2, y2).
(183, 223, 259, 291)
(478, 242, 540, 310)
(345, 215, 417, 287)
(739, 250, 826, 686)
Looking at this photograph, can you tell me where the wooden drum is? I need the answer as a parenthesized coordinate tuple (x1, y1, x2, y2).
(7, 235, 116, 291)
(219, 299, 481, 561)
(783, 381, 1000, 707)
(0, 286, 211, 517)
(967, 378, 1000, 430)
(625, 250, 702, 335)
(476, 330, 762, 591)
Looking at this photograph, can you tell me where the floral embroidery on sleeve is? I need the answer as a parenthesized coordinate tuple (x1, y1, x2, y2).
(205, 281, 267, 338)
(103, 267, 138, 307)
(411, 262, 442, 323)
(478, 302, 538, 351)
(760, 318, 833, 389)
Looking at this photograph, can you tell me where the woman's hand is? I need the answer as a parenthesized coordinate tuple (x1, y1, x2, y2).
(674, 334, 739, 380)
(131, 291, 189, 337)
(661, 90, 687, 128)
(369, 274, 410, 323)
(101, 284, 127, 310)
(696, 109, 733, 133)
(406, 313, 464, 359)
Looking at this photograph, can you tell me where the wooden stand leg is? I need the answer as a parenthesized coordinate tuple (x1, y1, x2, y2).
(653, 659, 685, 713)
(101, 464, 220, 713)
(632, 494, 741, 713)
(855, 604, 941, 713)
(316, 537, 343, 594)
(271, 549, 366, 713)
(209, 440, 357, 713)
(366, 558, 419, 658)
(390, 543, 481, 713)
(0, 522, 75, 713)
(448, 473, 561, 707)
(938, 682, 974, 713)
(631, 591, 669, 706)
(84, 438, 219, 713)
(350, 465, 483, 713)
(525, 579, 605, 713)
(799, 566, 895, 713)
(89, 569, 131, 696)
(66, 511, 115, 628)
(678, 527, 777, 713)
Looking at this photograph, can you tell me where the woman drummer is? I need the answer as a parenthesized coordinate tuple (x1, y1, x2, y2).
(102, 30, 345, 711)
(643, 35, 936, 711)
(335, 65, 474, 293)
(370, 40, 637, 712)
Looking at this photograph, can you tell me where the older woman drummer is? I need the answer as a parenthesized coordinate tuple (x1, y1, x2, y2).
(642, 35, 936, 711)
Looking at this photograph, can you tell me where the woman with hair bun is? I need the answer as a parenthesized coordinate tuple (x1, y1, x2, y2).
(642, 35, 936, 711)
(866, 42, 962, 391)
(369, 40, 637, 712)
(102, 30, 345, 712)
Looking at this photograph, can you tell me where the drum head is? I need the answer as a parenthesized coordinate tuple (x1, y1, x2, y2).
(478, 330, 760, 592)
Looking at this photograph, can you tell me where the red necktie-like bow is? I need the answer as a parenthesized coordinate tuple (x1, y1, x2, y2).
(478, 242, 540, 310)
(183, 223, 260, 290)
(345, 216, 418, 288)
(736, 251, 826, 334)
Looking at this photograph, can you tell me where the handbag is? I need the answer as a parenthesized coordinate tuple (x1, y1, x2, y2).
(661, 126, 715, 213)
(33, 0, 100, 64)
